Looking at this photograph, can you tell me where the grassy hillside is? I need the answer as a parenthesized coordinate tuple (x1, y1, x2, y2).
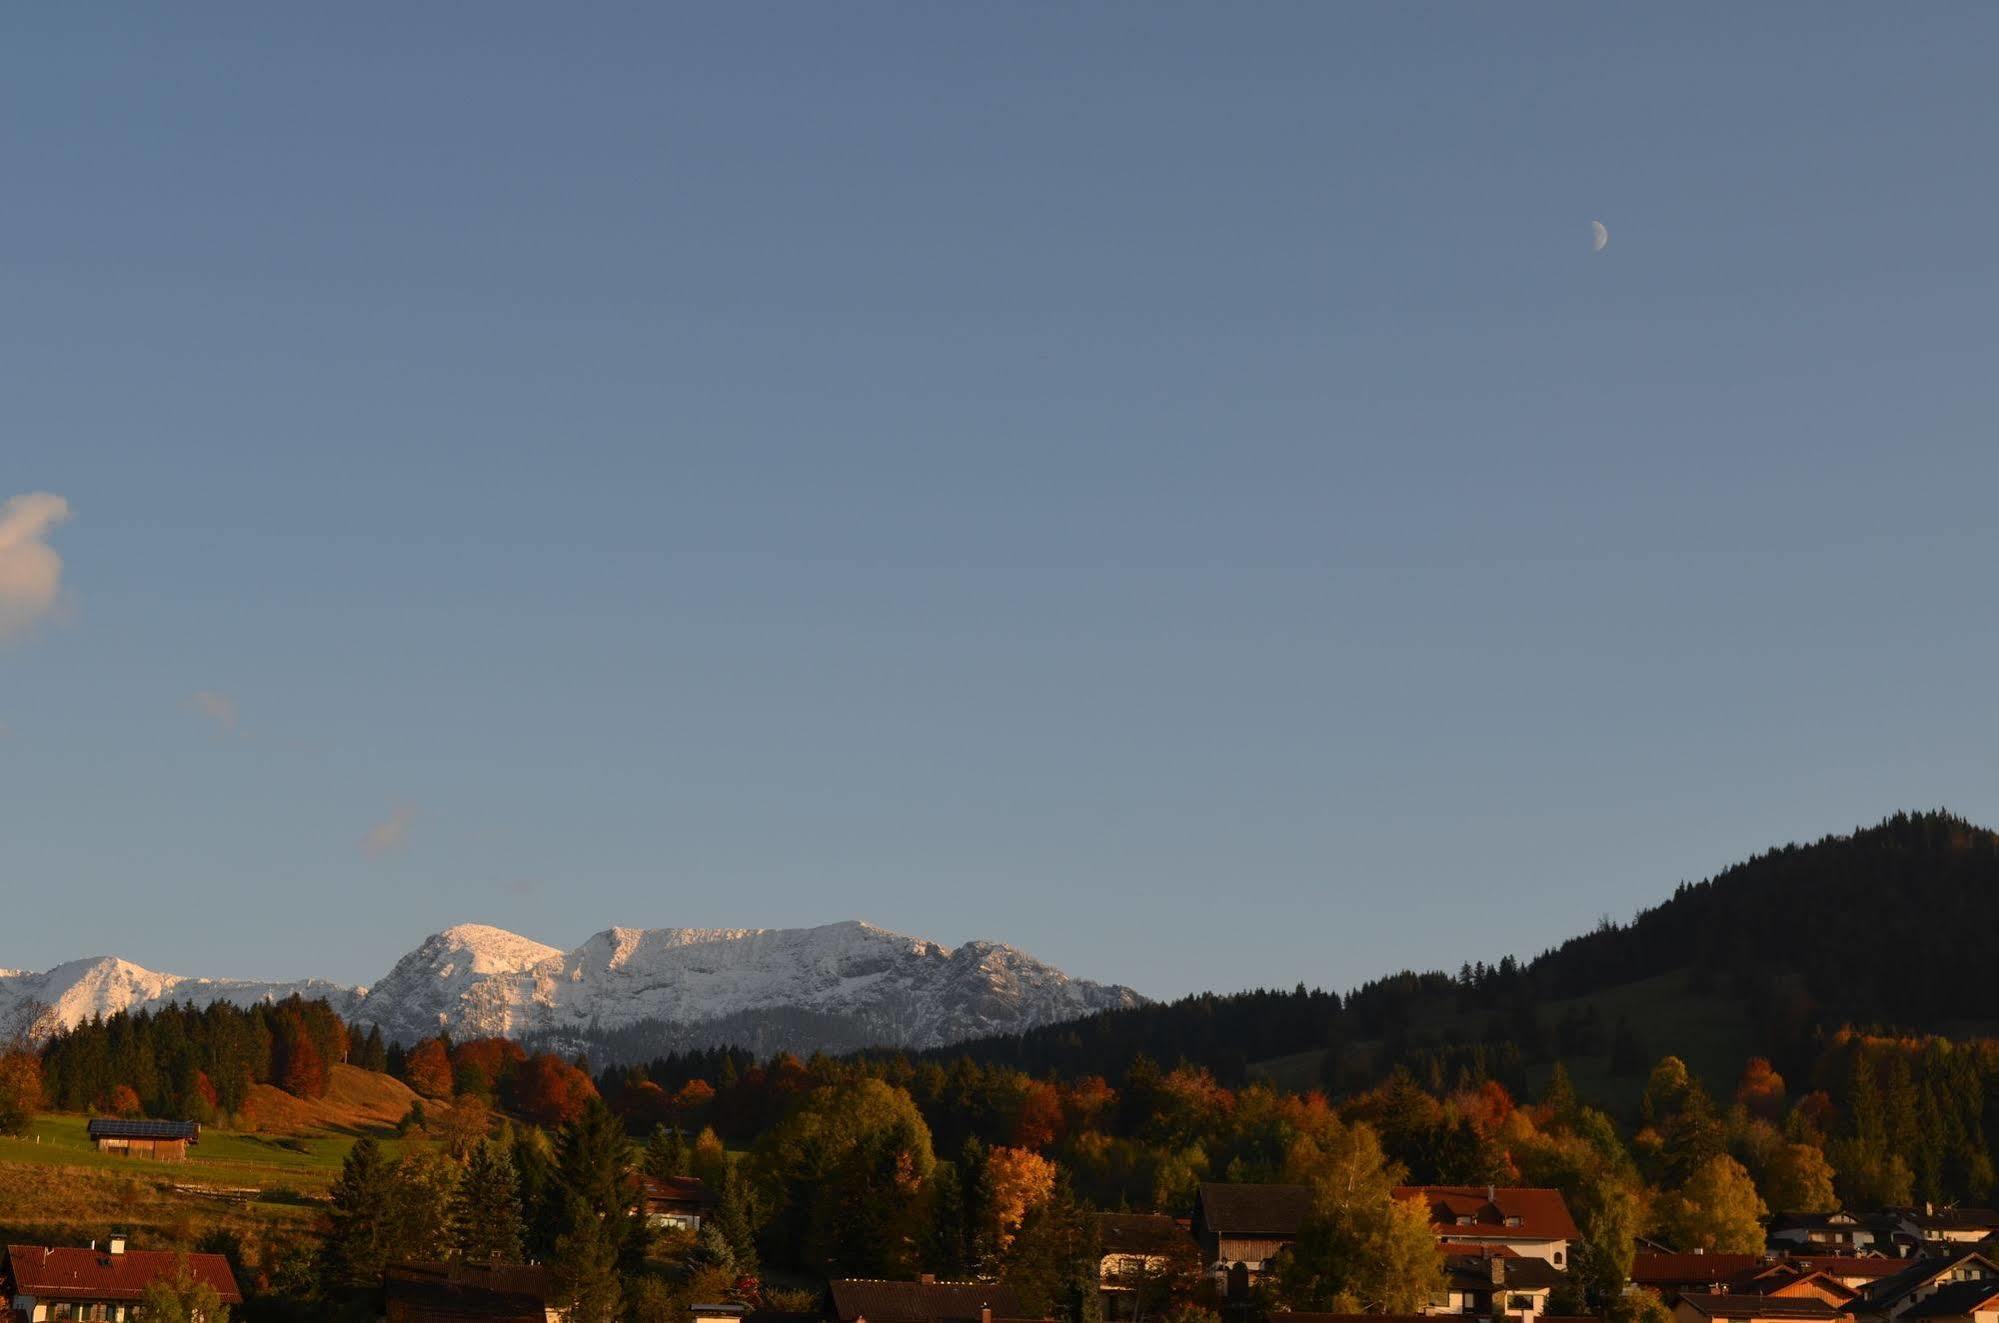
(0, 1065, 421, 1250)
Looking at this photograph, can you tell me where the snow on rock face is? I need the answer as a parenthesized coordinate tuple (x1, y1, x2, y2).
(352, 919, 1144, 1055)
(0, 956, 354, 1041)
(0, 920, 1144, 1059)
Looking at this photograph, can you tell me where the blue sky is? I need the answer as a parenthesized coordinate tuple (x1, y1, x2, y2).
(4, 5, 1996, 999)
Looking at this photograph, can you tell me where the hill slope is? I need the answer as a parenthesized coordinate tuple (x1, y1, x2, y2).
(927, 811, 1999, 1099)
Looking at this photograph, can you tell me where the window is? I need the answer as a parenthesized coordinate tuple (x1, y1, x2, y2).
(1554, 1251, 1565, 1266)
(1508, 1295, 1535, 1312)
(1505, 1216, 1523, 1228)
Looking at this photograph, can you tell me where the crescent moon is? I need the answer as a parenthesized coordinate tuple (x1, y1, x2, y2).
(1591, 220, 1609, 252)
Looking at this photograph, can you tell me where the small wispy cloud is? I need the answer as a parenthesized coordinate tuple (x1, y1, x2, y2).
(0, 491, 73, 642)
(187, 690, 239, 733)
(362, 803, 420, 858)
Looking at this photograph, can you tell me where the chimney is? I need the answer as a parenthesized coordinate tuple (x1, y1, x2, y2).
(981, 1309, 993, 1323)
(918, 1275, 937, 1285)
(1487, 1185, 1496, 1203)
(1489, 1255, 1506, 1288)
(109, 1235, 127, 1256)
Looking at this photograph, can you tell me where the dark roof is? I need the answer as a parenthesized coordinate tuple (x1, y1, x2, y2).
(639, 1174, 718, 1208)
(827, 1280, 1025, 1323)
(1444, 1253, 1568, 1291)
(1272, 1316, 1599, 1323)
(1675, 1293, 1850, 1320)
(383, 1261, 552, 1323)
(1861, 1250, 1999, 1312)
(1910, 1210, 1999, 1233)
(1631, 1253, 1766, 1289)
(1195, 1184, 1314, 1238)
(85, 1119, 200, 1143)
(4, 1246, 242, 1304)
(1097, 1214, 1191, 1256)
(1396, 1186, 1580, 1243)
(1901, 1281, 1999, 1320)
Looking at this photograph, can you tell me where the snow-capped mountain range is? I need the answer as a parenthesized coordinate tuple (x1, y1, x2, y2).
(0, 921, 1144, 1059)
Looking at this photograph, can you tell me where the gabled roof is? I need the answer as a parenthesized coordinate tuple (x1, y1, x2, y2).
(1443, 1252, 1568, 1291)
(1861, 1250, 1999, 1312)
(1908, 1210, 1999, 1234)
(1675, 1293, 1851, 1320)
(1394, 1186, 1580, 1243)
(84, 1118, 200, 1143)
(827, 1280, 1025, 1323)
(1786, 1257, 1904, 1282)
(1194, 1184, 1315, 1238)
(1748, 1271, 1858, 1303)
(639, 1174, 718, 1208)
(4, 1246, 242, 1304)
(1096, 1213, 1191, 1257)
(383, 1261, 551, 1323)
(1900, 1281, 1999, 1320)
(1632, 1253, 1766, 1289)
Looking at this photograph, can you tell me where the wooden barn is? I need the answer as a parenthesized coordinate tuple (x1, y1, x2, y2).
(87, 1118, 201, 1162)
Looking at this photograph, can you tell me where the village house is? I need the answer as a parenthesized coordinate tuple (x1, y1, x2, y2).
(381, 1260, 562, 1323)
(1737, 1269, 1862, 1310)
(3, 1239, 242, 1322)
(639, 1174, 719, 1233)
(1769, 1215, 1904, 1258)
(1786, 1261, 1909, 1293)
(826, 1278, 1031, 1323)
(1190, 1184, 1313, 1288)
(1631, 1253, 1770, 1300)
(1674, 1294, 1854, 1323)
(1853, 1251, 1999, 1323)
(1093, 1213, 1193, 1319)
(1893, 1210, 1999, 1250)
(84, 1119, 200, 1163)
(1898, 1282, 1999, 1323)
(1393, 1187, 1579, 1269)
(1436, 1249, 1569, 1322)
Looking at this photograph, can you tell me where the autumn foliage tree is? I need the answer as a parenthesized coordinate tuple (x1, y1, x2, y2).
(0, 1051, 43, 1136)
(402, 1039, 456, 1100)
(511, 1054, 600, 1128)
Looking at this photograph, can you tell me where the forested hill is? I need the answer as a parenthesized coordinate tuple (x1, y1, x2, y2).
(907, 811, 1999, 1095)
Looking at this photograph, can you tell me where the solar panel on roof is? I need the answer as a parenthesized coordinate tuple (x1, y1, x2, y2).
(87, 1118, 201, 1140)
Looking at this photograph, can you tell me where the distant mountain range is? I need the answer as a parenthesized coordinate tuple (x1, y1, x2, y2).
(0, 921, 1145, 1060)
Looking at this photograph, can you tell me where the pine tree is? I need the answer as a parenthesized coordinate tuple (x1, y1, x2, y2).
(322, 1137, 393, 1296)
(455, 1139, 526, 1263)
(642, 1124, 688, 1180)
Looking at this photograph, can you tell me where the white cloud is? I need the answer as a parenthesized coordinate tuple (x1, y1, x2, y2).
(362, 803, 419, 858)
(0, 491, 73, 641)
(188, 690, 238, 732)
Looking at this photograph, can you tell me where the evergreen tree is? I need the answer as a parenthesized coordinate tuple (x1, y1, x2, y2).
(642, 1124, 688, 1180)
(322, 1137, 393, 1296)
(455, 1139, 527, 1263)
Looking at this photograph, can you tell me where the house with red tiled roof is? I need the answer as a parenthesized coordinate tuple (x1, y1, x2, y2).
(3, 1239, 242, 1323)
(1631, 1252, 1768, 1299)
(1393, 1187, 1580, 1269)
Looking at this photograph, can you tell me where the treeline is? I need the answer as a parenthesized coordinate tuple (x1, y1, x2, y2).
(889, 811, 1999, 1093)
(36, 997, 364, 1120)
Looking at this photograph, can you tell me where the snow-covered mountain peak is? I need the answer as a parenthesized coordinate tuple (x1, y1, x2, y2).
(429, 923, 564, 972)
(3, 919, 1145, 1060)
